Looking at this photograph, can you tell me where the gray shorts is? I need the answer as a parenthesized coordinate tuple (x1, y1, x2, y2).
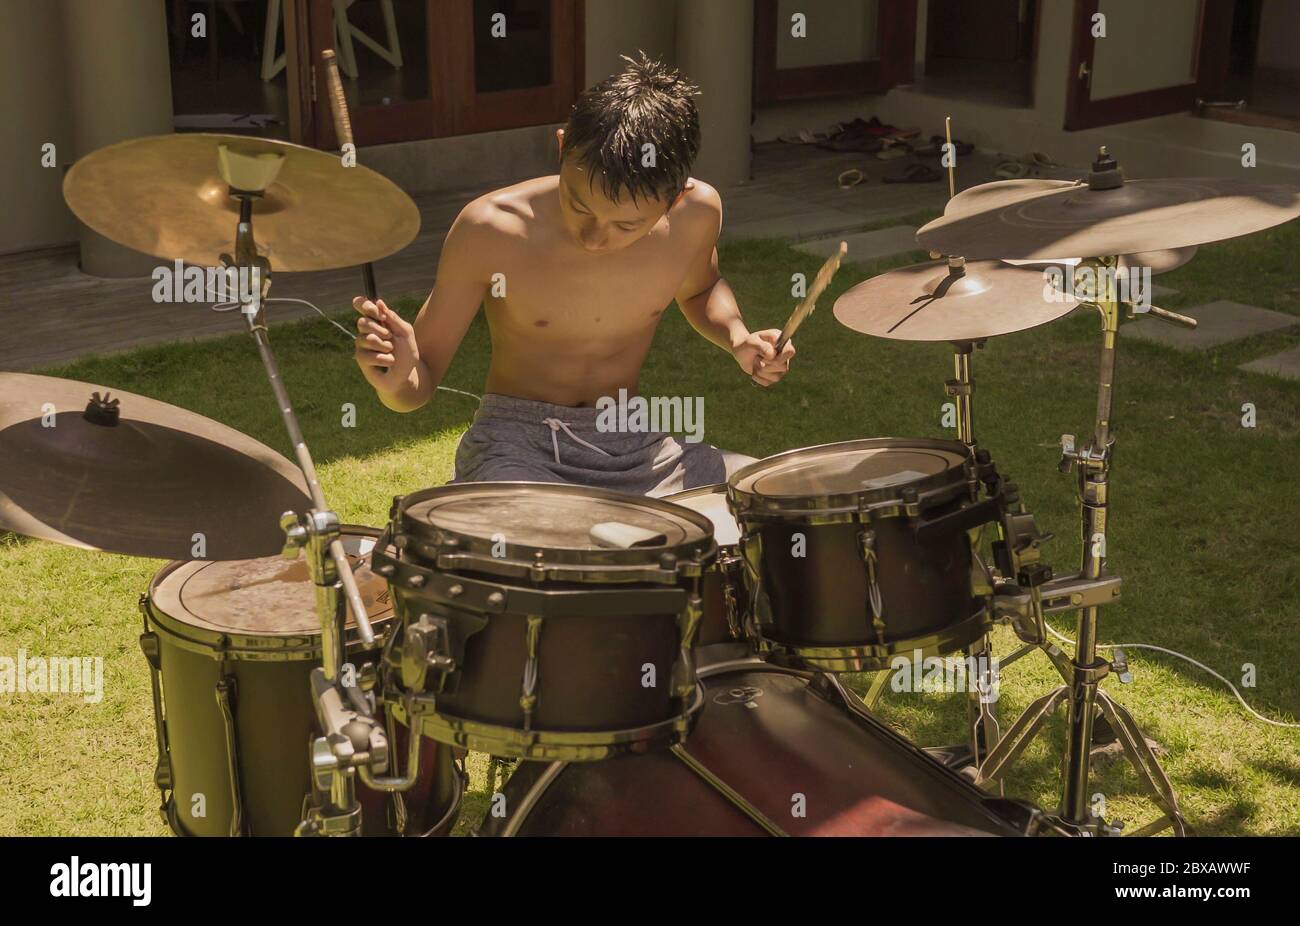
(451, 393, 755, 497)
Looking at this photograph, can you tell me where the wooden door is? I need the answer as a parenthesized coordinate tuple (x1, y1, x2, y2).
(306, 0, 582, 148)
(1065, 0, 1206, 130)
(753, 0, 918, 103)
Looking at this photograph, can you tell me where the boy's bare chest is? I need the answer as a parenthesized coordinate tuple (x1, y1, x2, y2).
(489, 240, 690, 332)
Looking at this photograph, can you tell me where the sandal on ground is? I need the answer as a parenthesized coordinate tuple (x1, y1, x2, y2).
(837, 168, 867, 189)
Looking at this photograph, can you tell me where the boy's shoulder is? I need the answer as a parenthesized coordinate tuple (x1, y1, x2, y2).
(671, 178, 723, 240)
(680, 178, 721, 212)
(455, 177, 558, 238)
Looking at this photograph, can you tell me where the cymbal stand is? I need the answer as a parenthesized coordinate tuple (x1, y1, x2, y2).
(973, 256, 1186, 836)
(945, 337, 1003, 769)
(213, 145, 418, 837)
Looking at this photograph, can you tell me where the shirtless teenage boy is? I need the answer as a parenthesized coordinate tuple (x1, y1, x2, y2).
(352, 53, 795, 496)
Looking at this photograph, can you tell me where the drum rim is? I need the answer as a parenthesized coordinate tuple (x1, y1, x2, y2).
(392, 481, 717, 582)
(728, 437, 972, 517)
(144, 524, 392, 660)
(763, 603, 993, 672)
(394, 682, 705, 763)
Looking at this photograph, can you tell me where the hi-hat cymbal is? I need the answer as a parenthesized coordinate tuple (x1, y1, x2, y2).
(919, 176, 1300, 260)
(833, 259, 1078, 343)
(63, 134, 420, 271)
(0, 373, 311, 560)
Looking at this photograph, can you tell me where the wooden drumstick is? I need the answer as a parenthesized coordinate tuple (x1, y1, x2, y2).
(322, 49, 355, 151)
(774, 241, 847, 356)
(321, 49, 378, 302)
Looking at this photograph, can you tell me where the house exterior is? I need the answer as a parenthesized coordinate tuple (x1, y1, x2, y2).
(5, 0, 1299, 274)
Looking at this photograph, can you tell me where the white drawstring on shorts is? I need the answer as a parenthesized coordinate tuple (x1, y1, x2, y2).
(542, 417, 611, 465)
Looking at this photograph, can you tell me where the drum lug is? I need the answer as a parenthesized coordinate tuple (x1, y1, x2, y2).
(720, 561, 742, 642)
(214, 675, 246, 837)
(857, 525, 887, 646)
(137, 625, 175, 822)
(519, 615, 544, 731)
(670, 595, 703, 702)
(401, 613, 456, 692)
(138, 629, 161, 671)
(736, 532, 770, 651)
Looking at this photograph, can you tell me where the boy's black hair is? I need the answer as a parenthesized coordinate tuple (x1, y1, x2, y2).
(562, 52, 701, 204)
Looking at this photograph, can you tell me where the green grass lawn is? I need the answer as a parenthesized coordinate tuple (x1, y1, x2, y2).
(2, 223, 1298, 836)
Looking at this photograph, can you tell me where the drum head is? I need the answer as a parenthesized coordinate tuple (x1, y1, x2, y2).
(729, 439, 970, 516)
(397, 483, 715, 575)
(665, 485, 741, 547)
(149, 528, 391, 637)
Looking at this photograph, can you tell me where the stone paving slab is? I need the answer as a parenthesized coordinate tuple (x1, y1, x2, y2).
(1239, 345, 1300, 380)
(1125, 300, 1299, 350)
(794, 225, 921, 261)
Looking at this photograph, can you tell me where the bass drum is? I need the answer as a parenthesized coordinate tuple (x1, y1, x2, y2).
(477, 648, 1054, 837)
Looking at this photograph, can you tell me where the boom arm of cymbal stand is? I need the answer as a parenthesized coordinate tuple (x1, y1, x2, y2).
(1131, 303, 1198, 329)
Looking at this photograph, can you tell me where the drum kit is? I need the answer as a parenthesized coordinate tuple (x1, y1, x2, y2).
(4, 78, 1298, 837)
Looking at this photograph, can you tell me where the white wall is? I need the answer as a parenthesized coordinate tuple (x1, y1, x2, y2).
(775, 0, 879, 68)
(1, 1, 75, 255)
(584, 0, 677, 84)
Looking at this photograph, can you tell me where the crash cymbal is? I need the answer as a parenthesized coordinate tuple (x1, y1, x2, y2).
(0, 373, 311, 560)
(919, 172, 1300, 260)
(63, 134, 420, 271)
(833, 258, 1078, 343)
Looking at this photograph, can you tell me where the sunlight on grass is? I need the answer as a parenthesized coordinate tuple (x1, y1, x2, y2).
(2, 225, 1298, 836)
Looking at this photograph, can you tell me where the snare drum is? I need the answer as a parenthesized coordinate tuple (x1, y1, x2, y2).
(729, 438, 996, 672)
(373, 483, 718, 762)
(664, 484, 748, 647)
(139, 527, 463, 836)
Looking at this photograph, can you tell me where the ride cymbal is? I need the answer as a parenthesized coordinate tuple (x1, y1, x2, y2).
(63, 133, 420, 271)
(833, 258, 1077, 342)
(944, 180, 1199, 274)
(919, 175, 1300, 260)
(0, 373, 311, 560)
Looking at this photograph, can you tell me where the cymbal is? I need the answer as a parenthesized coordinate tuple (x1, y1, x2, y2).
(944, 181, 1199, 274)
(1003, 245, 1198, 276)
(919, 176, 1300, 260)
(833, 258, 1078, 343)
(63, 134, 420, 272)
(945, 178, 1078, 215)
(0, 373, 311, 560)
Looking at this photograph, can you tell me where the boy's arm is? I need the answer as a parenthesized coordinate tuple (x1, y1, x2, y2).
(673, 184, 796, 387)
(354, 203, 493, 411)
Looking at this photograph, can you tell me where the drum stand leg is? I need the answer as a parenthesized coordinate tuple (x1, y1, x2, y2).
(974, 264, 1185, 837)
(861, 670, 891, 710)
(948, 342, 1002, 771)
